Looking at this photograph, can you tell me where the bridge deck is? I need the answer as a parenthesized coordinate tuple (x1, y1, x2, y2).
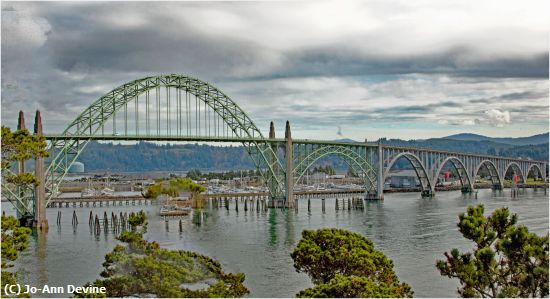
(44, 134, 546, 163)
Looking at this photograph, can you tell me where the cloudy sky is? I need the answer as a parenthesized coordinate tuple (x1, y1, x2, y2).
(1, 0, 549, 140)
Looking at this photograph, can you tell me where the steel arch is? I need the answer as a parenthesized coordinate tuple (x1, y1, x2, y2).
(293, 145, 377, 191)
(503, 162, 525, 183)
(432, 156, 473, 189)
(383, 152, 432, 191)
(45, 74, 285, 203)
(474, 160, 502, 186)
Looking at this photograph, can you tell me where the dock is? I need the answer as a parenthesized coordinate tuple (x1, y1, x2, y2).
(47, 195, 151, 208)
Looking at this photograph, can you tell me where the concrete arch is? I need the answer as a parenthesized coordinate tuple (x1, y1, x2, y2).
(474, 159, 503, 187)
(432, 156, 473, 189)
(293, 145, 376, 191)
(526, 164, 543, 181)
(383, 152, 432, 192)
(503, 162, 526, 183)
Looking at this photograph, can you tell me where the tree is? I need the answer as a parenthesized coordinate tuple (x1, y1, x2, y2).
(1, 126, 48, 186)
(143, 178, 205, 199)
(296, 274, 410, 298)
(291, 228, 412, 297)
(436, 204, 549, 298)
(1, 216, 32, 297)
(76, 214, 249, 298)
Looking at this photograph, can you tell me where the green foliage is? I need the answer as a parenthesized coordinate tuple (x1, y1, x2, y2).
(436, 204, 549, 297)
(1, 216, 32, 263)
(311, 165, 336, 175)
(291, 228, 412, 298)
(1, 216, 32, 298)
(76, 217, 249, 298)
(144, 178, 205, 199)
(1, 126, 49, 188)
(297, 274, 410, 298)
(127, 210, 147, 228)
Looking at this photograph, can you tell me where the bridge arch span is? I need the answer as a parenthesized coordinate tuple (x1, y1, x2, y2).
(432, 156, 473, 190)
(474, 159, 503, 187)
(45, 74, 284, 203)
(383, 152, 432, 193)
(293, 145, 376, 192)
(503, 162, 525, 183)
(527, 164, 544, 181)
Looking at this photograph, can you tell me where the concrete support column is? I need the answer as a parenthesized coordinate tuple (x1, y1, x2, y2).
(268, 121, 277, 208)
(377, 141, 384, 200)
(285, 121, 294, 208)
(34, 110, 48, 230)
(16, 111, 26, 219)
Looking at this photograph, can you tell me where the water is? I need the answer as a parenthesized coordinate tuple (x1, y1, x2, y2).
(6, 188, 549, 297)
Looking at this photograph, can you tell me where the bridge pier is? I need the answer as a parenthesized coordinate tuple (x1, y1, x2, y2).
(33, 111, 48, 230)
(376, 141, 384, 200)
(285, 121, 295, 208)
(421, 189, 435, 198)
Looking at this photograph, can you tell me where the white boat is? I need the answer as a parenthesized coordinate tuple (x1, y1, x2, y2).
(100, 187, 115, 196)
(81, 188, 98, 197)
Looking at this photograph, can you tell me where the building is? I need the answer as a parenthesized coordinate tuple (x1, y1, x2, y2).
(68, 161, 85, 173)
(385, 169, 420, 188)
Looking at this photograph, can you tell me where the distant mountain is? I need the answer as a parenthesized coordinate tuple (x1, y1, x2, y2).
(334, 138, 359, 143)
(443, 132, 549, 146)
(69, 133, 548, 173)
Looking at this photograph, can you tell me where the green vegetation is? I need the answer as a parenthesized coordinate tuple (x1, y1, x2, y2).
(1, 216, 32, 297)
(309, 165, 336, 175)
(127, 210, 147, 230)
(291, 228, 413, 298)
(1, 126, 48, 188)
(436, 204, 549, 297)
(75, 214, 249, 298)
(144, 178, 206, 199)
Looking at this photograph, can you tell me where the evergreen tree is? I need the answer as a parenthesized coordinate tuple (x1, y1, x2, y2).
(436, 205, 549, 297)
(291, 228, 412, 297)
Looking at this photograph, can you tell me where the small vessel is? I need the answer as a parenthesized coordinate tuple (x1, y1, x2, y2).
(100, 187, 115, 196)
(81, 188, 98, 197)
(81, 179, 99, 197)
(159, 204, 192, 216)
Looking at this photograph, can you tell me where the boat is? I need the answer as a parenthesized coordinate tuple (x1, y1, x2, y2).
(81, 188, 98, 197)
(159, 204, 192, 216)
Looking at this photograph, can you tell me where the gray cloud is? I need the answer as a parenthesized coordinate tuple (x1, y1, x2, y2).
(1, 1, 548, 140)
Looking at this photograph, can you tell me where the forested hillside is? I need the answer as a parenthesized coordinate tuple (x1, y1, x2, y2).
(75, 137, 548, 172)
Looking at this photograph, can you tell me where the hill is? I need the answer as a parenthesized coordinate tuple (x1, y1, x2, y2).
(443, 132, 548, 146)
(74, 137, 548, 172)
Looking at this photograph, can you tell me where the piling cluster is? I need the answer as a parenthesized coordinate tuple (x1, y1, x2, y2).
(87, 211, 131, 236)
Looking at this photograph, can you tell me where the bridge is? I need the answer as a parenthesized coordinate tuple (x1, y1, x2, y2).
(2, 74, 547, 228)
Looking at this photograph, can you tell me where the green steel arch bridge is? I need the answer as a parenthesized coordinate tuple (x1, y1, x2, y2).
(3, 74, 547, 227)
